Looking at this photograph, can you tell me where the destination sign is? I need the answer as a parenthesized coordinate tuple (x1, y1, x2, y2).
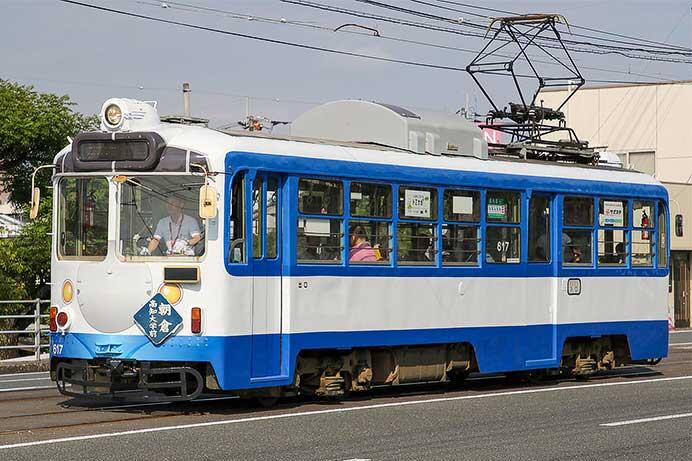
(77, 140, 149, 162)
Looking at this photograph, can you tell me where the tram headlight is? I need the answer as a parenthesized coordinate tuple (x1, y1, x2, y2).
(104, 103, 123, 127)
(159, 283, 182, 305)
(62, 280, 74, 304)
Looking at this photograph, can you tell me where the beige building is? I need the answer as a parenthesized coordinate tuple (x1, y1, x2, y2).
(541, 81, 692, 328)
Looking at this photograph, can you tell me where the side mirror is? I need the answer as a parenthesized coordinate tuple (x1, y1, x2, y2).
(29, 187, 41, 220)
(199, 184, 217, 219)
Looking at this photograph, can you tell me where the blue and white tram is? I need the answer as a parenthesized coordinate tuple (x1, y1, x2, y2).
(46, 98, 670, 400)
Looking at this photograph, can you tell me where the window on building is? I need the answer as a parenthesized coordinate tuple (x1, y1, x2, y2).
(628, 151, 656, 176)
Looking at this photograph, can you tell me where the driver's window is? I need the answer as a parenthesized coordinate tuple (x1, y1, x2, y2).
(229, 172, 246, 263)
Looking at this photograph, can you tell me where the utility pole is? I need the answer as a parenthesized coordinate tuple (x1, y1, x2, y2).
(183, 82, 191, 116)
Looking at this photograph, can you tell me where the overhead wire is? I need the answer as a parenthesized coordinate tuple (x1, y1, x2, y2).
(403, 0, 692, 53)
(351, 0, 692, 60)
(282, 0, 692, 64)
(422, 0, 692, 52)
(137, 0, 677, 82)
(56, 0, 677, 88)
(57, 0, 470, 73)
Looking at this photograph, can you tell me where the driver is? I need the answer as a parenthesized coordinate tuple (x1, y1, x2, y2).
(145, 196, 201, 256)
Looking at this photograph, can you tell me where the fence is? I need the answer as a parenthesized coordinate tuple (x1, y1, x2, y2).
(0, 299, 51, 361)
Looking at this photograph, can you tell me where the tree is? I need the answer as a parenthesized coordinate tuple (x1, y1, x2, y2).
(0, 79, 97, 204)
(0, 81, 97, 356)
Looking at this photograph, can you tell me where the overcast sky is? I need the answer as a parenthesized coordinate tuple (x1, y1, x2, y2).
(2, 0, 691, 131)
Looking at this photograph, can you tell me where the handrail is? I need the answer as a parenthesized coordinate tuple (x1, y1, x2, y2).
(0, 299, 51, 361)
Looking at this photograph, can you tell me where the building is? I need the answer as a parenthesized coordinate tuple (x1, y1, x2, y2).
(0, 185, 24, 238)
(540, 81, 692, 328)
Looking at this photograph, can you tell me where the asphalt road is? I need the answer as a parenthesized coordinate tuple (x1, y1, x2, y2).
(0, 337, 690, 460)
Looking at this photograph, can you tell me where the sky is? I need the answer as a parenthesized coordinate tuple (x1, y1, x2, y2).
(2, 0, 692, 132)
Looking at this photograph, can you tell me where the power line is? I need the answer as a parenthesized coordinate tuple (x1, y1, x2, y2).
(140, 0, 677, 82)
(352, 0, 692, 60)
(283, 0, 692, 64)
(55, 0, 670, 90)
(424, 0, 692, 52)
(404, 0, 692, 53)
(57, 0, 469, 72)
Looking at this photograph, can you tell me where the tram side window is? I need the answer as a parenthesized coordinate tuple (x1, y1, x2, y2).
(442, 189, 480, 266)
(349, 183, 392, 264)
(252, 178, 263, 258)
(351, 182, 392, 218)
(632, 200, 654, 266)
(485, 190, 521, 263)
(528, 195, 551, 263)
(398, 186, 437, 265)
(657, 200, 668, 268)
(297, 178, 343, 263)
(298, 178, 343, 215)
(562, 196, 593, 265)
(598, 199, 628, 266)
(229, 173, 246, 263)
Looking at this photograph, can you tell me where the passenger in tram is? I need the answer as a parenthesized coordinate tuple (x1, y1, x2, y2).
(349, 225, 377, 262)
(536, 232, 571, 261)
(145, 196, 201, 256)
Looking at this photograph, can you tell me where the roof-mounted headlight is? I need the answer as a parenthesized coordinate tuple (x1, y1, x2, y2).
(104, 103, 123, 127)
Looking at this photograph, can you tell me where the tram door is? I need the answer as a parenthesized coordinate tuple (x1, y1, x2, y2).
(526, 193, 557, 365)
(250, 174, 284, 379)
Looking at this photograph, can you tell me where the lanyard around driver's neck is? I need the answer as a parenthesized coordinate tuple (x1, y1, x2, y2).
(169, 215, 183, 248)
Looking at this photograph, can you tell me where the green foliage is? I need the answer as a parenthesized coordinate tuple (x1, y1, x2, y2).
(0, 199, 51, 302)
(0, 79, 97, 204)
(0, 81, 96, 311)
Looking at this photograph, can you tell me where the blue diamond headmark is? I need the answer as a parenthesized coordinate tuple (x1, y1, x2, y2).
(133, 293, 183, 346)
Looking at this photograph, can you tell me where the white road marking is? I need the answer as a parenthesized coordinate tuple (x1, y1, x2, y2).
(0, 375, 690, 450)
(0, 377, 52, 384)
(601, 412, 692, 427)
(674, 346, 692, 350)
(670, 341, 692, 346)
(0, 372, 49, 378)
(0, 385, 56, 393)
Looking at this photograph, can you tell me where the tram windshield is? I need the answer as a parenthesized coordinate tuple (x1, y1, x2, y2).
(118, 175, 206, 259)
(58, 177, 110, 260)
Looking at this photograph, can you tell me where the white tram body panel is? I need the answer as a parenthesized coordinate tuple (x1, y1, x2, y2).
(49, 99, 669, 398)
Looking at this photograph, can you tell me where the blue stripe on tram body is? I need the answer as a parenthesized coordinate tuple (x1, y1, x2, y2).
(52, 320, 668, 391)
